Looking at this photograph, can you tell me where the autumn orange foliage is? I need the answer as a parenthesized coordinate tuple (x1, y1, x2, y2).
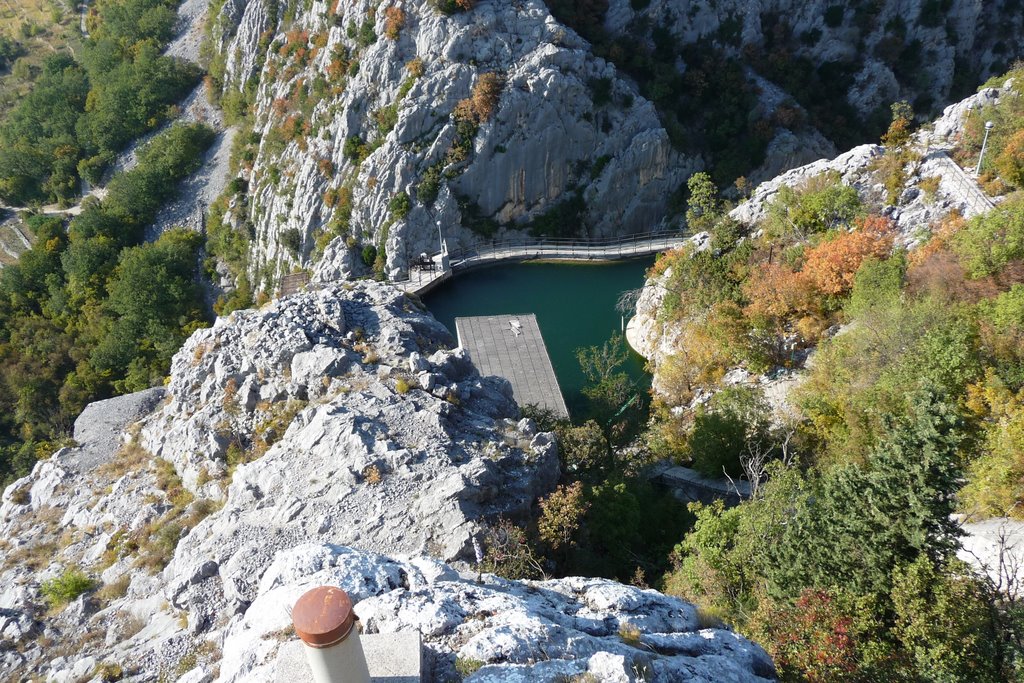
(384, 7, 405, 40)
(454, 72, 505, 124)
(743, 262, 813, 320)
(908, 210, 965, 268)
(802, 215, 894, 296)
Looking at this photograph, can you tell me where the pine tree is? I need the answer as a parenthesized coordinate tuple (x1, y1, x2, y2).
(766, 387, 963, 599)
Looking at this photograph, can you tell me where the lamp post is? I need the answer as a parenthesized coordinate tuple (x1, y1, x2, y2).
(436, 218, 449, 272)
(977, 120, 995, 177)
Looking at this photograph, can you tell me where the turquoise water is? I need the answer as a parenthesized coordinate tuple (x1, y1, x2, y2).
(423, 258, 655, 419)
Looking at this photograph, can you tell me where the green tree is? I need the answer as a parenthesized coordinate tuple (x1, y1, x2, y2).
(92, 229, 206, 390)
(0, 55, 89, 204)
(891, 556, 1006, 682)
(538, 481, 589, 551)
(576, 333, 633, 429)
(687, 385, 770, 478)
(765, 171, 862, 240)
(768, 390, 963, 599)
(556, 419, 609, 479)
(685, 171, 720, 232)
(952, 193, 1024, 277)
(881, 100, 914, 149)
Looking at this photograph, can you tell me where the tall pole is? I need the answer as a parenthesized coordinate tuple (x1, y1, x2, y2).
(436, 218, 449, 272)
(977, 120, 995, 177)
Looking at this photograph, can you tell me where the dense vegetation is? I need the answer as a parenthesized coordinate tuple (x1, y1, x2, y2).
(484, 335, 692, 584)
(0, 122, 213, 486)
(481, 74, 1024, 680)
(0, 0, 198, 206)
(640, 93, 1024, 679)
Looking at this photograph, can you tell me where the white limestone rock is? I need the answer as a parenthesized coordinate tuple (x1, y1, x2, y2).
(0, 281, 563, 681)
(216, 543, 776, 682)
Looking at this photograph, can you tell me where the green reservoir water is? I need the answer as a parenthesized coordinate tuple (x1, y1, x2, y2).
(423, 258, 655, 419)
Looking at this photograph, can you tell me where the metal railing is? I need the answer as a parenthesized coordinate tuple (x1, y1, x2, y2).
(387, 229, 689, 293)
(932, 150, 996, 216)
(444, 229, 687, 270)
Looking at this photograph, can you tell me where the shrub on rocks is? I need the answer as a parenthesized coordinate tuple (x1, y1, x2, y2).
(41, 567, 96, 609)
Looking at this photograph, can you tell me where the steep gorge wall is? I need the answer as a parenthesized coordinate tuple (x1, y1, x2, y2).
(206, 0, 1023, 294)
(209, 0, 696, 288)
(606, 0, 1017, 115)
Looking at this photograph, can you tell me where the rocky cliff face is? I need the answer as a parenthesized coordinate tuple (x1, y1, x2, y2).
(209, 0, 697, 286)
(0, 282, 775, 681)
(605, 0, 1019, 118)
(205, 0, 1023, 295)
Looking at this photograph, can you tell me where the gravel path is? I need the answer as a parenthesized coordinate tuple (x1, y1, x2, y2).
(166, 0, 213, 62)
(148, 124, 237, 240)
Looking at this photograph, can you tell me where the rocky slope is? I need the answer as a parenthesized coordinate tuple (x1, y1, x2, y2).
(0, 281, 774, 681)
(0, 282, 549, 679)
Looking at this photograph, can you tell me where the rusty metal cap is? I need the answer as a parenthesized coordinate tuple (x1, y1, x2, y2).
(292, 586, 356, 648)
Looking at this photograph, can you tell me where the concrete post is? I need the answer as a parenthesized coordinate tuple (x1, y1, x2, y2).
(292, 586, 371, 683)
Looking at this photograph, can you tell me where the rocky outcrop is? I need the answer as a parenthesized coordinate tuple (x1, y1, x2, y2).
(0, 281, 578, 680)
(138, 281, 559, 614)
(219, 543, 777, 682)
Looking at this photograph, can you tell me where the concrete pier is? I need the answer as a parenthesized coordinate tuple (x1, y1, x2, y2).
(455, 314, 569, 419)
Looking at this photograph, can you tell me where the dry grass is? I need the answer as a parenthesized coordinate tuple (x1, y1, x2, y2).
(96, 441, 151, 481)
(0, 0, 79, 115)
(0, 0, 60, 38)
(119, 614, 146, 640)
(362, 465, 382, 485)
(96, 574, 131, 604)
(4, 539, 58, 572)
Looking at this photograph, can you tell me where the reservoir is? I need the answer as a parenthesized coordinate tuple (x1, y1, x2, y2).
(423, 257, 654, 420)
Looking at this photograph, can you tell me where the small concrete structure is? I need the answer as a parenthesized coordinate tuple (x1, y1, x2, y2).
(275, 633, 422, 683)
(281, 272, 312, 297)
(456, 314, 569, 419)
(291, 586, 370, 683)
(649, 461, 751, 507)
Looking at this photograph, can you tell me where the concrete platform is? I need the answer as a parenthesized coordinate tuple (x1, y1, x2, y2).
(455, 314, 569, 419)
(275, 632, 422, 682)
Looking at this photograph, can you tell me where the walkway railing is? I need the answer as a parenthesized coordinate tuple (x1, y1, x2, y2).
(446, 229, 686, 269)
(389, 229, 689, 294)
(931, 150, 996, 216)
